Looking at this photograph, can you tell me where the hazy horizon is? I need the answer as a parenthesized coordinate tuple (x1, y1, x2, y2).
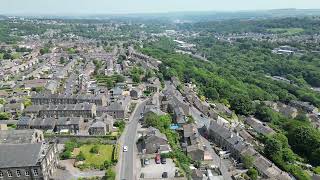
(1, 0, 320, 16)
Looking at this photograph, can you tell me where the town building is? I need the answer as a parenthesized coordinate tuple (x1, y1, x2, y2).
(24, 103, 97, 118)
(0, 129, 44, 144)
(55, 117, 84, 134)
(140, 127, 169, 154)
(0, 142, 58, 180)
(245, 117, 275, 136)
(31, 93, 107, 106)
(289, 100, 318, 114)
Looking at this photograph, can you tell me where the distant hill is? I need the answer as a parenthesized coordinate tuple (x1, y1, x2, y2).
(0, 15, 8, 20)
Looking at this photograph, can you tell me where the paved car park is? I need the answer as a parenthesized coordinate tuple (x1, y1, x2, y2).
(140, 158, 177, 179)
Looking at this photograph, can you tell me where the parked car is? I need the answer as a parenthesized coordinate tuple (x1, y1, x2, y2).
(161, 157, 166, 164)
(162, 172, 168, 178)
(144, 158, 150, 165)
(155, 154, 161, 164)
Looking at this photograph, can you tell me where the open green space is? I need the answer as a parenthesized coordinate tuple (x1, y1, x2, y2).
(79, 144, 114, 166)
(267, 28, 304, 35)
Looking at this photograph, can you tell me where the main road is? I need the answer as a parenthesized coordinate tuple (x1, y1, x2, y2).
(117, 100, 147, 180)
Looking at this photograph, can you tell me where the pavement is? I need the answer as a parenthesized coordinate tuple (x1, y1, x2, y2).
(140, 158, 177, 179)
(117, 100, 147, 180)
(53, 159, 105, 180)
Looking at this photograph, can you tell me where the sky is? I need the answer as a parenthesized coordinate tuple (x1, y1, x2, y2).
(1, 0, 320, 15)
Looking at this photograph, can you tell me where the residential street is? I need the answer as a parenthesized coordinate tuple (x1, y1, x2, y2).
(117, 100, 147, 180)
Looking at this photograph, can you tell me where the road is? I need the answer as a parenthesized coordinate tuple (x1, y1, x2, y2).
(118, 100, 147, 180)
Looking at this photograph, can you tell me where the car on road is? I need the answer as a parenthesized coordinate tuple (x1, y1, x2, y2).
(155, 154, 161, 164)
(123, 146, 128, 152)
(200, 114, 204, 117)
(161, 157, 166, 164)
(162, 172, 168, 178)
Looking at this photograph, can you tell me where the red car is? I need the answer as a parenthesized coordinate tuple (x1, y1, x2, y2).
(155, 154, 161, 164)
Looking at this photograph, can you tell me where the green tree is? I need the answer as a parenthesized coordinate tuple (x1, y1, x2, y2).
(60, 57, 66, 64)
(229, 94, 254, 115)
(247, 168, 258, 180)
(0, 98, 6, 105)
(0, 112, 11, 120)
(264, 138, 282, 158)
(204, 87, 219, 100)
(254, 104, 278, 122)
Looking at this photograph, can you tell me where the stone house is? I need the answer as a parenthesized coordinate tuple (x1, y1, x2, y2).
(4, 102, 24, 117)
(183, 124, 206, 161)
(208, 121, 291, 180)
(245, 117, 275, 136)
(89, 121, 107, 135)
(107, 102, 125, 119)
(0, 129, 44, 144)
(30, 118, 56, 131)
(130, 88, 142, 99)
(187, 144, 205, 161)
(89, 113, 114, 135)
(141, 127, 169, 154)
(55, 117, 84, 134)
(0, 142, 59, 180)
(24, 103, 97, 118)
(31, 93, 107, 106)
(290, 100, 318, 114)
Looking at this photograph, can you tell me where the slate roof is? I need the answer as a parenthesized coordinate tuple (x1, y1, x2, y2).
(17, 116, 33, 126)
(0, 143, 42, 168)
(90, 121, 106, 128)
(56, 117, 83, 126)
(0, 129, 40, 144)
(32, 118, 56, 128)
(107, 102, 124, 111)
(245, 117, 275, 136)
(145, 127, 167, 142)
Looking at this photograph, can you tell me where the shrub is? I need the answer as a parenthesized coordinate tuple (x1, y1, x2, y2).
(61, 150, 72, 159)
(90, 145, 99, 154)
(247, 168, 258, 180)
(104, 168, 116, 180)
(76, 151, 86, 161)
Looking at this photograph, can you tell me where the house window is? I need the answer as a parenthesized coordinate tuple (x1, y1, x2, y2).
(0, 171, 3, 178)
(16, 170, 21, 177)
(25, 170, 30, 176)
(7, 170, 12, 177)
(33, 169, 38, 176)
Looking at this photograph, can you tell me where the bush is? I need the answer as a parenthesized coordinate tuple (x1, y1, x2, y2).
(90, 145, 99, 154)
(76, 151, 86, 161)
(103, 161, 112, 169)
(104, 168, 116, 180)
(247, 168, 258, 180)
(61, 151, 72, 160)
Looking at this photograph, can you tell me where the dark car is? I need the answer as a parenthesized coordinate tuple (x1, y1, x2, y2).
(161, 157, 166, 164)
(162, 172, 168, 178)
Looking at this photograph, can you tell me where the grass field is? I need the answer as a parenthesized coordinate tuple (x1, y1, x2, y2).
(80, 144, 114, 166)
(267, 28, 304, 35)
